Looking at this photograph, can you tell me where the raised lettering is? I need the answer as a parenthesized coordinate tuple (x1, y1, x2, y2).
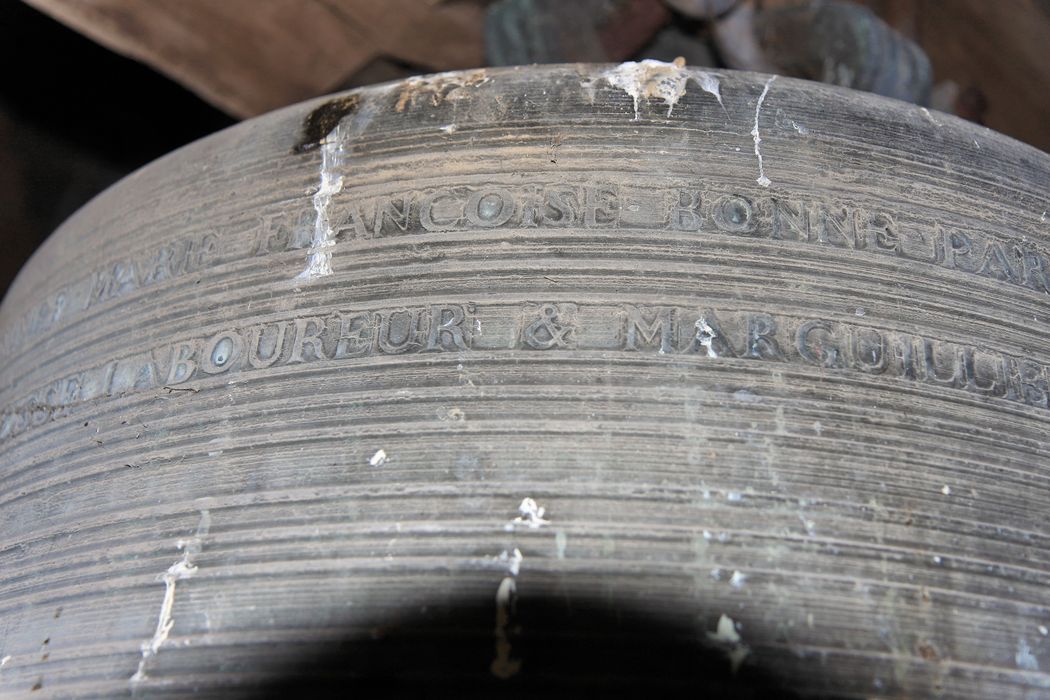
(287, 318, 328, 363)
(465, 189, 515, 228)
(166, 341, 200, 384)
(247, 322, 289, 369)
(624, 306, 675, 353)
(427, 305, 471, 351)
(797, 320, 840, 367)
(420, 189, 462, 231)
(378, 309, 425, 354)
(745, 314, 784, 361)
(333, 313, 374, 358)
(202, 331, 244, 374)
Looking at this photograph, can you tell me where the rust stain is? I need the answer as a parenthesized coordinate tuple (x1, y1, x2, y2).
(395, 70, 489, 113)
(293, 94, 360, 154)
(916, 640, 941, 662)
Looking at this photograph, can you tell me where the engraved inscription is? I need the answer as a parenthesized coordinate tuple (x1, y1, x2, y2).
(7, 178, 1047, 361)
(0, 303, 477, 443)
(0, 229, 233, 359)
(624, 306, 675, 354)
(4, 301, 1048, 445)
(267, 180, 1050, 299)
(520, 303, 577, 350)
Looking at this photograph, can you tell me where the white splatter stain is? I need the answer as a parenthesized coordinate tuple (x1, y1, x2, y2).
(602, 59, 724, 120)
(695, 316, 718, 358)
(369, 449, 388, 467)
(510, 497, 549, 529)
(729, 570, 748, 588)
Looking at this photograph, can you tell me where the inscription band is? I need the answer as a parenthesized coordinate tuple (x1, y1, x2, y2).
(3, 302, 1047, 443)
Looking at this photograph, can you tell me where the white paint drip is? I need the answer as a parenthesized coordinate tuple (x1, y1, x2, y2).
(297, 124, 346, 280)
(555, 531, 568, 559)
(602, 59, 724, 120)
(693, 71, 725, 112)
(369, 449, 387, 467)
(490, 577, 522, 678)
(919, 107, 942, 127)
(709, 614, 742, 644)
(751, 76, 776, 187)
(510, 497, 549, 529)
(497, 548, 523, 576)
(490, 498, 546, 677)
(1016, 637, 1040, 671)
(130, 509, 211, 683)
(604, 60, 687, 120)
(706, 614, 750, 673)
(695, 316, 718, 358)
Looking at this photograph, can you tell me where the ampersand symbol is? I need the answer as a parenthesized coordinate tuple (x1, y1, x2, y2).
(523, 304, 574, 349)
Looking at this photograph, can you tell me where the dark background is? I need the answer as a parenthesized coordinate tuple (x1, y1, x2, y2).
(0, 2, 233, 296)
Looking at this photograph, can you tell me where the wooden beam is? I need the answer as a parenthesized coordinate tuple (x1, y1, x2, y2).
(23, 0, 485, 118)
